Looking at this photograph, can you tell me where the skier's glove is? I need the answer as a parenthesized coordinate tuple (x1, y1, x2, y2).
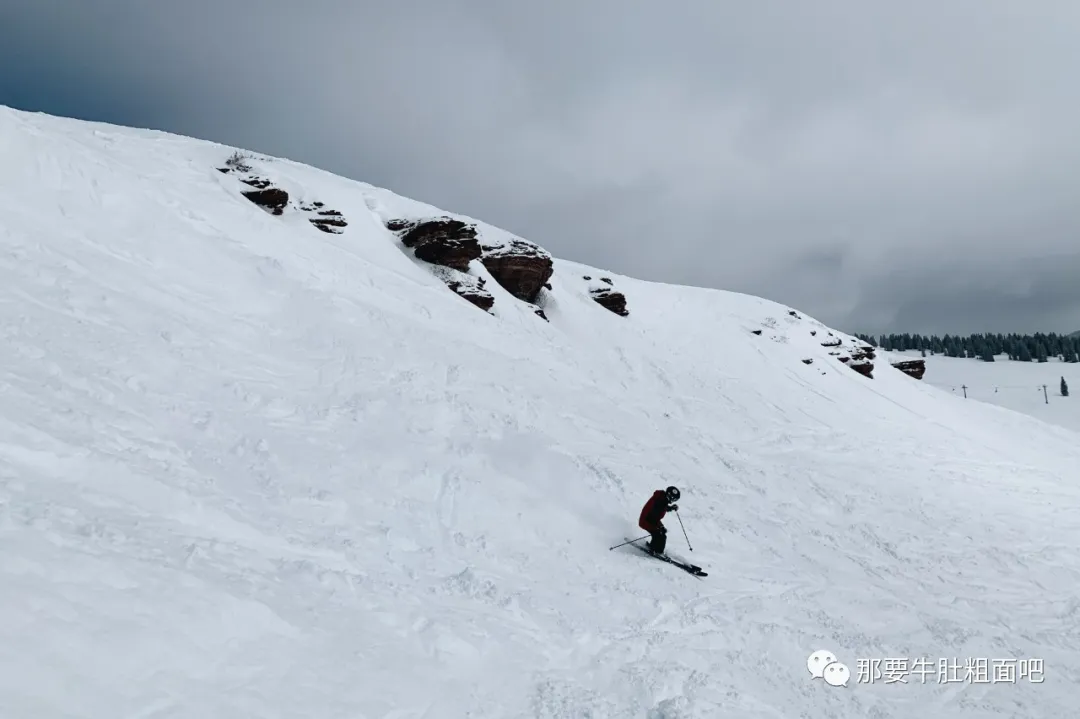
(668, 504, 678, 512)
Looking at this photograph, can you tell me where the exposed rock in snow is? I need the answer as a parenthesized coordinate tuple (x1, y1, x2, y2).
(241, 187, 289, 215)
(390, 217, 482, 272)
(852, 346, 876, 362)
(846, 357, 875, 378)
(479, 237, 553, 304)
(310, 210, 347, 234)
(432, 267, 494, 312)
(218, 153, 290, 214)
(583, 275, 629, 317)
(220, 154, 348, 232)
(892, 358, 927, 380)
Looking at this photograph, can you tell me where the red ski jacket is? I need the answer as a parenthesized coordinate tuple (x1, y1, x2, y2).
(638, 490, 670, 532)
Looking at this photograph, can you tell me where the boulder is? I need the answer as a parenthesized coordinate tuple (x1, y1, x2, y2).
(432, 267, 494, 313)
(852, 345, 876, 361)
(310, 209, 347, 234)
(390, 217, 482, 272)
(479, 238, 554, 303)
(242, 188, 289, 215)
(590, 288, 629, 316)
(446, 278, 493, 312)
(892, 359, 926, 380)
(849, 359, 874, 378)
(582, 275, 629, 317)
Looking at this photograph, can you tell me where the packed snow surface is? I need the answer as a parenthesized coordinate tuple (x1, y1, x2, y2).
(2, 105, 1079, 718)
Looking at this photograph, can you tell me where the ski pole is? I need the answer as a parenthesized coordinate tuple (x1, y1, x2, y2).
(609, 535, 650, 551)
(674, 510, 693, 551)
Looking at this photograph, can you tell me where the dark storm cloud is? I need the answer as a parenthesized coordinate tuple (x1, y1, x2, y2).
(854, 251, 1080, 336)
(3, 0, 1080, 334)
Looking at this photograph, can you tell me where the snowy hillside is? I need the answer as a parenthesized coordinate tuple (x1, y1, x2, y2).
(2, 104, 1080, 718)
(887, 351, 1079, 434)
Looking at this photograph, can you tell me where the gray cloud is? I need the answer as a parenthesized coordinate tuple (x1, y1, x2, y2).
(3, 0, 1080, 334)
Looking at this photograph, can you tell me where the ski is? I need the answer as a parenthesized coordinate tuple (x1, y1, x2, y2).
(625, 538, 707, 577)
(649, 550, 708, 577)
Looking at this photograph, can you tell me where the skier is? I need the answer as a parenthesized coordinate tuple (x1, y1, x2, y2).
(638, 486, 680, 555)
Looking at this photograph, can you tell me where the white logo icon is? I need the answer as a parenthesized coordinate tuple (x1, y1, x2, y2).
(807, 649, 850, 687)
(824, 661, 851, 687)
(807, 649, 836, 679)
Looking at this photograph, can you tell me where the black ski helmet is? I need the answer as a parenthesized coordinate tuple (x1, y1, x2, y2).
(665, 486, 680, 502)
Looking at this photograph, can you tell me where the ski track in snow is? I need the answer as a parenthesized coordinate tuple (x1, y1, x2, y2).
(1, 105, 1080, 717)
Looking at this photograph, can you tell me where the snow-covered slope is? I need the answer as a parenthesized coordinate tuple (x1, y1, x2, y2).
(2, 105, 1079, 718)
(886, 351, 1079, 434)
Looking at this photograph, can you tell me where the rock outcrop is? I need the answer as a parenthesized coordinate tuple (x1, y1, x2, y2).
(219, 153, 347, 232)
(823, 338, 877, 378)
(591, 288, 629, 316)
(390, 217, 482, 272)
(310, 209, 348, 234)
(892, 359, 926, 380)
(432, 267, 494, 312)
(479, 238, 553, 304)
(297, 202, 348, 234)
(218, 152, 289, 215)
(847, 344, 876, 377)
(845, 357, 875, 378)
(852, 346, 876, 362)
(583, 275, 629, 317)
(385, 218, 493, 313)
(241, 187, 289, 215)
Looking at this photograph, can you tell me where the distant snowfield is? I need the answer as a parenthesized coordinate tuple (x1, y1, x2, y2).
(890, 351, 1080, 433)
(2, 105, 1079, 718)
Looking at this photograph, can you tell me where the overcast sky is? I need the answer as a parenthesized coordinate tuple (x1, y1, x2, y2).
(3, 0, 1079, 335)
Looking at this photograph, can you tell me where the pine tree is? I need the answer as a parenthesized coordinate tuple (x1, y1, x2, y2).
(848, 330, 1080, 364)
(1063, 377, 1070, 397)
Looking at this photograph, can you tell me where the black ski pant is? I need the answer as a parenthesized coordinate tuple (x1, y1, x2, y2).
(647, 525, 667, 554)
